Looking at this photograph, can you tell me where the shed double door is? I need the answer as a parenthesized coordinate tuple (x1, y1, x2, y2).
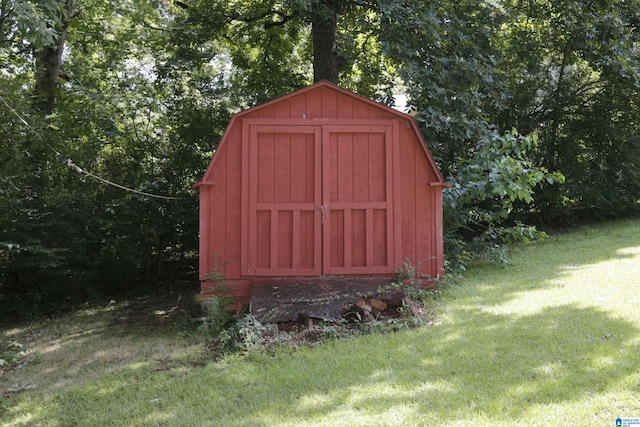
(243, 121, 397, 276)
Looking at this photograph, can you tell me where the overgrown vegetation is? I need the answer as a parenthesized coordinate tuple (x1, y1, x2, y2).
(444, 130, 565, 269)
(198, 261, 440, 354)
(198, 268, 260, 353)
(0, 340, 25, 371)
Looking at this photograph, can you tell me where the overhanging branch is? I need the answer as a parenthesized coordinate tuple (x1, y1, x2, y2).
(264, 11, 298, 29)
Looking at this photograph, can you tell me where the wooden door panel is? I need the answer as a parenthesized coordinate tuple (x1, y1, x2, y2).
(372, 209, 389, 266)
(245, 125, 322, 276)
(351, 209, 366, 267)
(323, 126, 394, 274)
(244, 122, 397, 277)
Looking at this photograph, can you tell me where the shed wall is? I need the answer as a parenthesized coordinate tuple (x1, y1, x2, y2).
(199, 83, 445, 300)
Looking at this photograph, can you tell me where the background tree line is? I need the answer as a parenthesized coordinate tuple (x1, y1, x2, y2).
(1, 0, 638, 319)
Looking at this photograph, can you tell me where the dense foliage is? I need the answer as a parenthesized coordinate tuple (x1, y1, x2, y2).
(1, 0, 638, 318)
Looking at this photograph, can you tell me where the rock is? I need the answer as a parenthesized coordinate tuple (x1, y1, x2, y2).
(6, 384, 37, 393)
(366, 298, 387, 312)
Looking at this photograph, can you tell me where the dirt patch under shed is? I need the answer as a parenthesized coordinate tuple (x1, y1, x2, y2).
(250, 277, 420, 324)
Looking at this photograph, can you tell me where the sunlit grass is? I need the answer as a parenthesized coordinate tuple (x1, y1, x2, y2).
(2, 218, 640, 426)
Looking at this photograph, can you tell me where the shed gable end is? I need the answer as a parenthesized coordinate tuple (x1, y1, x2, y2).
(200, 81, 444, 186)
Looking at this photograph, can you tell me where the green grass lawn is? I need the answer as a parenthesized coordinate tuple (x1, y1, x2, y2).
(2, 218, 640, 426)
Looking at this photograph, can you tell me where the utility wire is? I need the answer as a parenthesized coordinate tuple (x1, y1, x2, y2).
(0, 94, 185, 201)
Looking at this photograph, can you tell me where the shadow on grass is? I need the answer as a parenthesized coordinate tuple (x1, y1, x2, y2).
(23, 301, 637, 426)
(461, 217, 640, 309)
(4, 219, 640, 426)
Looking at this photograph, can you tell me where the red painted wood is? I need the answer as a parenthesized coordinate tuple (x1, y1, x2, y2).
(274, 98, 290, 118)
(352, 133, 368, 203)
(306, 92, 322, 119)
(368, 132, 385, 202)
(415, 152, 432, 274)
(391, 122, 402, 270)
(321, 124, 332, 273)
(373, 209, 387, 266)
(322, 125, 395, 274)
(241, 120, 251, 275)
(198, 186, 210, 279)
(224, 138, 241, 279)
(312, 127, 323, 272)
(245, 124, 259, 274)
(292, 210, 301, 267)
(366, 208, 374, 267)
(208, 151, 226, 277)
(270, 209, 279, 268)
(400, 129, 417, 265)
(247, 125, 322, 276)
(197, 81, 448, 301)
(434, 186, 445, 277)
(289, 94, 306, 119)
(352, 209, 365, 267)
(337, 93, 353, 118)
(321, 87, 338, 118)
(337, 132, 353, 203)
(328, 210, 343, 269)
(352, 97, 370, 119)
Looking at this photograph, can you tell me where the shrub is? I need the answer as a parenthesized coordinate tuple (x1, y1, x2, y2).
(444, 130, 564, 270)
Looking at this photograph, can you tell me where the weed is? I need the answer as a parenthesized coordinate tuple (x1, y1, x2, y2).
(373, 258, 435, 316)
(200, 283, 241, 351)
(196, 258, 448, 355)
(0, 340, 25, 369)
(236, 314, 269, 352)
(198, 256, 271, 353)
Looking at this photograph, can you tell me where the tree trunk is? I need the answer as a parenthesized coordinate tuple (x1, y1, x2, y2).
(33, 0, 74, 114)
(311, 1, 339, 83)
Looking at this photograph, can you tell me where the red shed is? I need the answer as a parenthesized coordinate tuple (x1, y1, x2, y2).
(194, 81, 447, 307)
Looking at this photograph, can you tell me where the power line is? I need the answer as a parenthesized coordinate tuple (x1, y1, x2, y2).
(0, 94, 185, 201)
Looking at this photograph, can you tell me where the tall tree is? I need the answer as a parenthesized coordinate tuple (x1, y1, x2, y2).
(170, 0, 395, 102)
(496, 0, 640, 222)
(310, 0, 339, 82)
(33, 0, 75, 113)
(1, 0, 206, 318)
(379, 0, 511, 174)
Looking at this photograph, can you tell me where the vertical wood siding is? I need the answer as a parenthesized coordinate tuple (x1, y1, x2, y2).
(198, 82, 446, 299)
